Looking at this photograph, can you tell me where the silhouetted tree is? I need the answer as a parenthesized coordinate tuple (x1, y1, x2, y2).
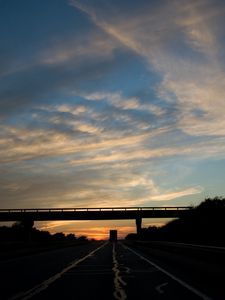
(52, 232, 65, 241)
(77, 235, 88, 242)
(66, 233, 76, 240)
(125, 197, 225, 245)
(125, 233, 137, 240)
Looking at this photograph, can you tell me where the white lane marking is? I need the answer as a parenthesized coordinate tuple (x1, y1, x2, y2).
(9, 242, 108, 300)
(155, 282, 168, 294)
(151, 241, 225, 251)
(122, 244, 213, 300)
(112, 243, 127, 300)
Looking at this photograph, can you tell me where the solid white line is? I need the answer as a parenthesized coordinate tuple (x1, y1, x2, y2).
(150, 241, 225, 251)
(122, 244, 213, 300)
(9, 242, 108, 300)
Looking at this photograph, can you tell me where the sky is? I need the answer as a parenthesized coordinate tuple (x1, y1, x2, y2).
(1, 0, 225, 239)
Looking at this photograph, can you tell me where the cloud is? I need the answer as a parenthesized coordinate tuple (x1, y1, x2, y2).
(40, 30, 119, 65)
(0, 24, 128, 118)
(1, 110, 225, 170)
(70, 0, 225, 140)
(158, 71, 225, 136)
(0, 123, 153, 163)
(83, 91, 165, 115)
(150, 186, 203, 201)
(174, 0, 224, 58)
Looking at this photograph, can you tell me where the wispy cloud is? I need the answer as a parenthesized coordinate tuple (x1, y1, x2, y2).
(83, 91, 165, 115)
(150, 186, 203, 201)
(70, 0, 225, 140)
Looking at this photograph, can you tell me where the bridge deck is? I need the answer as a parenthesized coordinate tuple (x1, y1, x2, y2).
(0, 207, 192, 221)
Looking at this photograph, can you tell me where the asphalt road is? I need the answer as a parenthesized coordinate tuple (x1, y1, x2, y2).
(0, 241, 224, 300)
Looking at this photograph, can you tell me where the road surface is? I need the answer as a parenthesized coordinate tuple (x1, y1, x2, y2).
(0, 241, 224, 300)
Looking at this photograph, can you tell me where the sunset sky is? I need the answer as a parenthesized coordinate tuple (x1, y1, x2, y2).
(1, 0, 225, 239)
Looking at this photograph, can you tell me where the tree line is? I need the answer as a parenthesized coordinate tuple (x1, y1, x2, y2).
(0, 220, 87, 242)
(126, 197, 225, 245)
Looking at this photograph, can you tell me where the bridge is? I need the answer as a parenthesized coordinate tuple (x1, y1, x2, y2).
(0, 207, 193, 234)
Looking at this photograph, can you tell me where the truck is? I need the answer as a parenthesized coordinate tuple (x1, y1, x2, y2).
(109, 230, 117, 242)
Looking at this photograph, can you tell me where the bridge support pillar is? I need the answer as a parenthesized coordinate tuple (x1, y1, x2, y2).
(135, 216, 142, 236)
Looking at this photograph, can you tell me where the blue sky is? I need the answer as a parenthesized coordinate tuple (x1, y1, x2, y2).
(1, 0, 225, 238)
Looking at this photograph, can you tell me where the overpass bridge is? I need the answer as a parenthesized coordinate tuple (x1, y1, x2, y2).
(0, 207, 192, 234)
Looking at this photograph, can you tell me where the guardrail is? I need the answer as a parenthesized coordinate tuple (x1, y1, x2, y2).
(0, 207, 192, 213)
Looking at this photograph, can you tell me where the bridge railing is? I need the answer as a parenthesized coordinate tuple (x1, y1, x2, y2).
(0, 207, 192, 213)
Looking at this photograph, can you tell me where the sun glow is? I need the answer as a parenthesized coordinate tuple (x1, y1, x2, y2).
(36, 219, 167, 240)
(37, 220, 136, 239)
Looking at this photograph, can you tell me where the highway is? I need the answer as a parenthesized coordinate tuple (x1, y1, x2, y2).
(0, 241, 224, 300)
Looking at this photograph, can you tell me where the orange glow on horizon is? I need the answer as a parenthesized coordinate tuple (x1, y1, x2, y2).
(37, 219, 167, 240)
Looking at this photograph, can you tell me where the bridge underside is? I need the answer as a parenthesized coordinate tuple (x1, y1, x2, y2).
(0, 210, 191, 222)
